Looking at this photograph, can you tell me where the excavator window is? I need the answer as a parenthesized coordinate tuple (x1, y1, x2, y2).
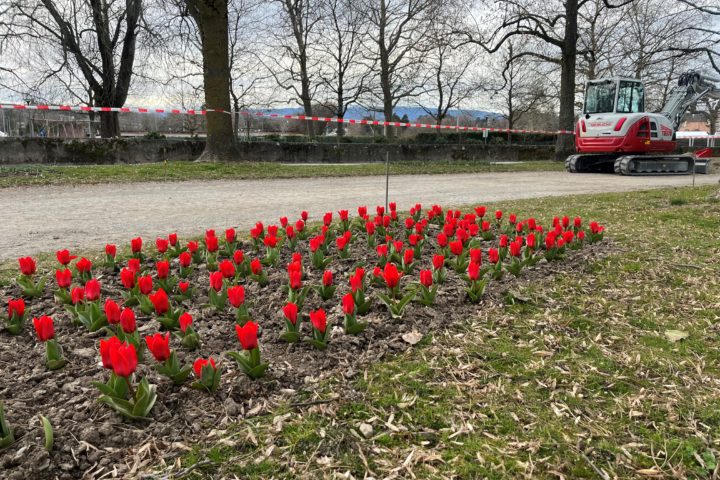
(584, 81, 616, 114)
(616, 81, 644, 113)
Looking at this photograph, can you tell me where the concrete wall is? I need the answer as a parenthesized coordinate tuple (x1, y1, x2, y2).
(0, 137, 557, 165)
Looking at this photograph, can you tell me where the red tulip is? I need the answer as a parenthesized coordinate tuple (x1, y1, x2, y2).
(193, 357, 217, 377)
(149, 288, 169, 315)
(227, 285, 246, 308)
(289, 270, 302, 290)
(358, 206, 367, 217)
(99, 336, 122, 369)
(574, 217, 582, 228)
(432, 254, 445, 271)
(488, 248, 499, 264)
(84, 278, 101, 301)
(18, 256, 36, 275)
(105, 244, 117, 258)
(145, 332, 171, 362)
(526, 233, 536, 249)
(376, 244, 388, 257)
(339, 209, 349, 221)
(420, 270, 433, 287)
(295, 219, 305, 232)
(495, 210, 503, 221)
(365, 222, 376, 235)
(322, 270, 333, 287)
(138, 275, 153, 295)
(250, 258, 262, 275)
(373, 266, 382, 278)
(336, 235, 349, 251)
(219, 260, 236, 279)
(152, 238, 167, 254)
(120, 308, 136, 333)
(71, 287, 84, 305)
(405, 217, 415, 229)
(283, 302, 298, 325)
(264, 235, 278, 248)
(109, 342, 137, 377)
(168, 233, 178, 246)
(179, 252, 192, 268)
(231, 250, 244, 266)
(403, 249, 414, 265)
(187, 241, 199, 253)
(33, 315, 54, 341)
(76, 257, 92, 273)
(127, 258, 141, 273)
(268, 224, 279, 237)
(179, 312, 193, 333)
(389, 202, 397, 211)
(562, 216, 570, 228)
(56, 249, 77, 266)
(235, 321, 259, 350)
(205, 235, 219, 253)
(468, 248, 481, 264)
(178, 281, 189, 294)
(563, 231, 574, 244)
(474, 206, 486, 218)
(225, 228, 236, 243)
(56, 268, 72, 288)
(301, 211, 309, 221)
(528, 218, 537, 230)
(156, 260, 170, 279)
(206, 229, 216, 238)
(437, 233, 448, 247)
(509, 240, 522, 257)
(280, 216, 289, 228)
(577, 230, 586, 241)
(131, 237, 143, 253)
(383, 263, 401, 289)
(468, 261, 480, 280)
(545, 232, 556, 250)
(104, 299, 121, 324)
(342, 293, 355, 315)
(309, 235, 323, 253)
(209, 271, 224, 292)
(449, 240, 463, 256)
(509, 214, 517, 224)
(499, 235, 509, 248)
(120, 268, 136, 289)
(309, 309, 327, 334)
(323, 212, 333, 226)
(350, 272, 363, 292)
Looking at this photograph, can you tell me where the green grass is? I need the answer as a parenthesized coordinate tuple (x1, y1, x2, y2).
(155, 184, 720, 479)
(0, 160, 563, 188)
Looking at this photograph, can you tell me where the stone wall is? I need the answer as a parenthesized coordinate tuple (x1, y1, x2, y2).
(0, 138, 556, 165)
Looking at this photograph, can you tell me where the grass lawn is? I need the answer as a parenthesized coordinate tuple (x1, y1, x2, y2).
(0, 160, 563, 188)
(144, 184, 720, 479)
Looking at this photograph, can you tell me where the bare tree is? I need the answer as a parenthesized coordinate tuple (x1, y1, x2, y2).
(419, 19, 479, 126)
(185, 0, 238, 160)
(362, 0, 437, 137)
(315, 0, 371, 136)
(265, 0, 322, 137)
(1, 0, 144, 138)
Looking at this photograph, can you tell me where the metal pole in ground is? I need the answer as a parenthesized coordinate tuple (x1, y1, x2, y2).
(385, 150, 390, 213)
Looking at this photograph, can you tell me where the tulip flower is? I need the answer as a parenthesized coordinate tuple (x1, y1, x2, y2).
(448, 240, 469, 273)
(416, 269, 438, 306)
(72, 279, 107, 332)
(249, 258, 269, 287)
(113, 307, 144, 359)
(348, 269, 372, 315)
(191, 357, 221, 393)
(84, 277, 101, 302)
(281, 302, 301, 342)
(105, 299, 121, 325)
(377, 263, 415, 319)
(54, 268, 73, 304)
(32, 315, 67, 371)
(315, 269, 336, 301)
(341, 293, 366, 334)
(146, 332, 192, 385)
(310, 235, 331, 269)
(465, 261, 489, 303)
(5, 298, 26, 335)
(229, 321, 268, 379)
(308, 309, 329, 350)
(17, 256, 45, 298)
(178, 312, 200, 350)
(169, 233, 178, 247)
(149, 288, 169, 315)
(120, 308, 136, 334)
(432, 254, 447, 284)
(93, 339, 157, 420)
(208, 271, 227, 310)
(336, 231, 351, 258)
(401, 248, 415, 274)
(56, 249, 77, 266)
(588, 221, 605, 243)
(227, 285, 251, 323)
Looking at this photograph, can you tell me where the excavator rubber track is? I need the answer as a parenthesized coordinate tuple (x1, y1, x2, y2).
(565, 154, 618, 173)
(613, 154, 695, 175)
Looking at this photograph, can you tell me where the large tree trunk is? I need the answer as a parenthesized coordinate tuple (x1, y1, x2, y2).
(555, 0, 578, 161)
(189, 0, 238, 162)
(99, 111, 121, 138)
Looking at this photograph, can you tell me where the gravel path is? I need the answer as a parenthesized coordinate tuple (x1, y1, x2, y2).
(2, 171, 717, 260)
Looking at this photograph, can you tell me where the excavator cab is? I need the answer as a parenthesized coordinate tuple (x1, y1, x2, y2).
(583, 79, 645, 116)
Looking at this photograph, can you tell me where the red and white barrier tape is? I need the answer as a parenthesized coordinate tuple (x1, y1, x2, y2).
(15, 102, 719, 137)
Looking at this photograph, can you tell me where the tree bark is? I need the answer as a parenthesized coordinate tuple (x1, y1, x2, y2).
(188, 0, 239, 162)
(556, 0, 579, 161)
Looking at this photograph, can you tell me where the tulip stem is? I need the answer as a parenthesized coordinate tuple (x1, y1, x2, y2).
(125, 376, 136, 399)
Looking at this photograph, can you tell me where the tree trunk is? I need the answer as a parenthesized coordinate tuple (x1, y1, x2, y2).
(189, 0, 238, 162)
(555, 0, 579, 161)
(99, 111, 121, 138)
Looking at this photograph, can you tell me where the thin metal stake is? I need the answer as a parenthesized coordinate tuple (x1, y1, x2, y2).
(385, 150, 390, 213)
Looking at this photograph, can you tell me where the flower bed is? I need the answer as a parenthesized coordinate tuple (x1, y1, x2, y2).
(0, 202, 604, 478)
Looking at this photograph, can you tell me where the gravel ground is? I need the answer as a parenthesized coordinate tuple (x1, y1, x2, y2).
(1, 171, 717, 260)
